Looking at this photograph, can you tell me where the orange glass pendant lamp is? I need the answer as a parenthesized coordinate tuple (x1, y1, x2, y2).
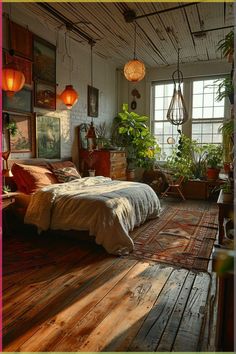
(2, 62, 25, 96)
(124, 23, 145, 82)
(60, 84, 78, 109)
(124, 59, 145, 82)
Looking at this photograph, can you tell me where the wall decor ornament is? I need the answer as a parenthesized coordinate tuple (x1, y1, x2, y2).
(36, 115, 60, 159)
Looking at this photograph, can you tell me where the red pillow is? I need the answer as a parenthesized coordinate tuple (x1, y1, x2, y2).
(11, 163, 58, 194)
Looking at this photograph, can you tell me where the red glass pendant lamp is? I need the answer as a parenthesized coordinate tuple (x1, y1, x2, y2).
(60, 29, 78, 109)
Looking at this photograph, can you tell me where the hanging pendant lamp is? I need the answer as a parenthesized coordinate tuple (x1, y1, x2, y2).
(60, 30, 78, 109)
(124, 23, 145, 82)
(166, 48, 188, 126)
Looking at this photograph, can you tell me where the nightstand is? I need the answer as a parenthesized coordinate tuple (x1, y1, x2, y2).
(1, 193, 18, 236)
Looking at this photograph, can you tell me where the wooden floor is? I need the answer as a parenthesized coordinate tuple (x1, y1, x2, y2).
(2, 198, 218, 352)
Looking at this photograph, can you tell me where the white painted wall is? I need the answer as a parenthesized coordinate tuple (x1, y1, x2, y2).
(3, 4, 117, 163)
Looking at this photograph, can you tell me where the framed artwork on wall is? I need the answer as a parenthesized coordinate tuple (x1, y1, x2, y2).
(87, 85, 99, 117)
(34, 80, 56, 110)
(8, 113, 35, 153)
(3, 87, 33, 114)
(5, 52, 32, 86)
(33, 36, 56, 84)
(10, 20, 33, 60)
(36, 115, 60, 159)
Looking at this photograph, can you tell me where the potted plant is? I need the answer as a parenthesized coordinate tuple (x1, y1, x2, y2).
(204, 144, 223, 180)
(220, 179, 233, 203)
(111, 103, 161, 180)
(218, 119, 234, 172)
(95, 122, 107, 150)
(217, 30, 234, 63)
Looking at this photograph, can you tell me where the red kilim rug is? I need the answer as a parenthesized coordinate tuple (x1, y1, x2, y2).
(130, 207, 218, 271)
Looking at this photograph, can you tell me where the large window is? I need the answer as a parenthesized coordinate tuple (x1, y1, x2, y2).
(152, 77, 225, 159)
(152, 83, 181, 159)
(192, 78, 224, 144)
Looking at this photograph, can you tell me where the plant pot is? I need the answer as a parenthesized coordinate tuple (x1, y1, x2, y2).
(206, 167, 220, 180)
(127, 169, 135, 181)
(88, 170, 96, 177)
(223, 162, 231, 174)
(222, 192, 233, 203)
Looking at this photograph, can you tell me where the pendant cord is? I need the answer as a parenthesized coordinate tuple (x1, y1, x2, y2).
(91, 42, 93, 87)
(133, 22, 137, 59)
(65, 31, 72, 83)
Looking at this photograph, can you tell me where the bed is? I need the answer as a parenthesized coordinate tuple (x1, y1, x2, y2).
(10, 160, 161, 255)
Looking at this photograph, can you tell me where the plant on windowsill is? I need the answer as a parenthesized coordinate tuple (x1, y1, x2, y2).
(111, 103, 161, 179)
(204, 144, 223, 180)
(218, 119, 234, 172)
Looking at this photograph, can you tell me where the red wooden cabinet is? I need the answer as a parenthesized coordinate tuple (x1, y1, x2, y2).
(79, 150, 127, 180)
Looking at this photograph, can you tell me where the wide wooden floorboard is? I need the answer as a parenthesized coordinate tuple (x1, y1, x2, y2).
(3, 199, 216, 352)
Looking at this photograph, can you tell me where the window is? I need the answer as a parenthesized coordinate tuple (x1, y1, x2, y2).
(152, 83, 181, 159)
(192, 78, 224, 144)
(152, 77, 225, 159)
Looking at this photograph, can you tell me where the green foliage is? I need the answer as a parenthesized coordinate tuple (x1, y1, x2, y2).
(111, 103, 161, 169)
(217, 30, 234, 58)
(3, 185, 11, 193)
(203, 144, 223, 168)
(218, 119, 234, 137)
(6, 121, 18, 136)
(215, 76, 234, 102)
(220, 180, 233, 194)
(167, 134, 207, 180)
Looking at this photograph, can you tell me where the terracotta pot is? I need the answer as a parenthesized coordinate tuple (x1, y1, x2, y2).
(223, 162, 231, 174)
(206, 168, 220, 180)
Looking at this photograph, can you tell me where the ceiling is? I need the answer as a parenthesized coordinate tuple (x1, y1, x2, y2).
(21, 1, 234, 68)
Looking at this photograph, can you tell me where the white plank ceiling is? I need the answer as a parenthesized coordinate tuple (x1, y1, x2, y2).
(19, 1, 234, 68)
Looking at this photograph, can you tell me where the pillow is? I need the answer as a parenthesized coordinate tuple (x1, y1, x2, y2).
(11, 163, 58, 194)
(48, 160, 76, 170)
(53, 167, 81, 183)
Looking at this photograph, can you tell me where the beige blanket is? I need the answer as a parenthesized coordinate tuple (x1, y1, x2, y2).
(25, 176, 161, 255)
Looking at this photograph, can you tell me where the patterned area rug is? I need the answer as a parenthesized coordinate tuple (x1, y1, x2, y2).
(130, 206, 218, 271)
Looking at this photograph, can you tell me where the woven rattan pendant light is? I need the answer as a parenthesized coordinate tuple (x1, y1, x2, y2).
(167, 48, 188, 126)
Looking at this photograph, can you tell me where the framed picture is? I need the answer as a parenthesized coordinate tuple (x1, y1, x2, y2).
(8, 113, 35, 153)
(3, 87, 32, 114)
(5, 52, 32, 86)
(87, 85, 99, 117)
(34, 80, 56, 110)
(10, 20, 33, 60)
(36, 115, 60, 159)
(33, 36, 56, 83)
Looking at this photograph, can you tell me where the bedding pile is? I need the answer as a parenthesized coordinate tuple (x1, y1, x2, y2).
(25, 176, 161, 255)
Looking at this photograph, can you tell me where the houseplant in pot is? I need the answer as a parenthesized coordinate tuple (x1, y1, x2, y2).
(204, 144, 223, 180)
(111, 103, 161, 180)
(220, 179, 233, 203)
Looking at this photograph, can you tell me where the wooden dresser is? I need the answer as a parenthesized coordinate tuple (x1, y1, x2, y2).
(79, 150, 127, 180)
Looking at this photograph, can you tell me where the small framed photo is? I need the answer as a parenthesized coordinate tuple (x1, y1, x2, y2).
(5, 52, 32, 86)
(33, 35, 56, 83)
(3, 87, 33, 114)
(87, 85, 99, 117)
(8, 113, 35, 154)
(34, 80, 56, 110)
(36, 115, 60, 159)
